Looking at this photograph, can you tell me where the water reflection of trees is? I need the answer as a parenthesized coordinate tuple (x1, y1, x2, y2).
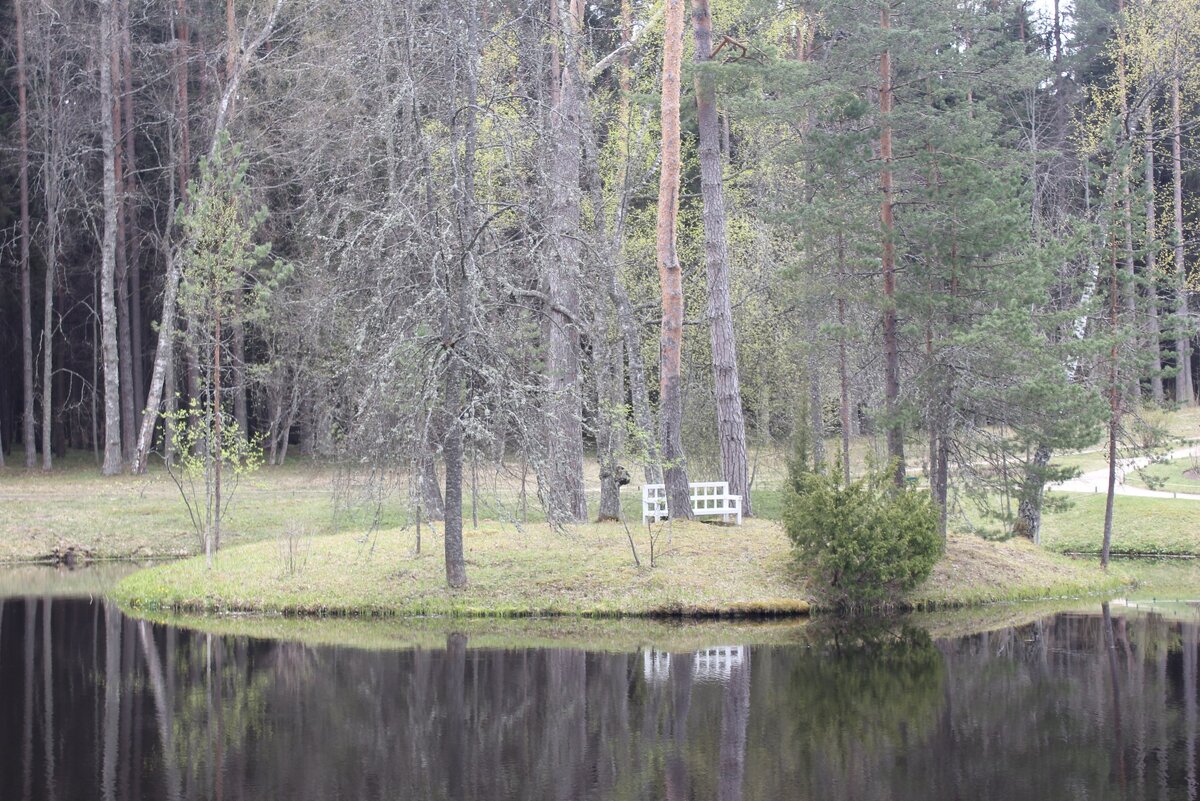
(2, 599, 1200, 800)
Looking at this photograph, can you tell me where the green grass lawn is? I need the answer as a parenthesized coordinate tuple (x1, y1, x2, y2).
(114, 519, 811, 617)
(1, 447, 794, 564)
(1041, 492, 1200, 555)
(1123, 456, 1200, 493)
(113, 518, 1126, 618)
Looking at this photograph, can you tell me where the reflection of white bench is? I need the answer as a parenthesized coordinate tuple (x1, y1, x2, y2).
(641, 481, 743, 525)
(693, 645, 745, 681)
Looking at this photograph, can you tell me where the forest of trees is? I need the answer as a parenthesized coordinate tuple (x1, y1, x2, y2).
(0, 0, 1198, 561)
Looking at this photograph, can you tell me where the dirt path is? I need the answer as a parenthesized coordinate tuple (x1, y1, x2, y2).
(1052, 445, 1200, 501)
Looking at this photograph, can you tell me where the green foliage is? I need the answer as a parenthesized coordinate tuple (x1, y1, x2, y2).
(784, 464, 942, 608)
(163, 398, 264, 552)
(177, 134, 280, 335)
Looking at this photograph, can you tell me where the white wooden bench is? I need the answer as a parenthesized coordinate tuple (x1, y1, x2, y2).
(641, 481, 743, 525)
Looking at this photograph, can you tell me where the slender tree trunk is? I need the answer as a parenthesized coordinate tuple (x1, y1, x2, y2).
(596, 319, 626, 521)
(1118, 4, 1139, 401)
(1172, 74, 1192, 405)
(1102, 237, 1120, 570)
(1017, 443, 1051, 544)
(232, 321, 248, 434)
(99, 0, 124, 476)
(605, 0, 659, 485)
(163, 339, 177, 464)
(132, 26, 189, 474)
(176, 0, 191, 195)
(1145, 105, 1164, 403)
(836, 232, 851, 484)
(212, 307, 222, 559)
(541, 0, 587, 523)
(692, 0, 751, 513)
(442, 332, 467, 589)
(133, 248, 182, 474)
(41, 74, 63, 471)
(15, 0, 35, 468)
(225, 0, 250, 437)
(120, 0, 144, 422)
(657, 0, 691, 519)
(879, 5, 904, 487)
(439, 0, 478, 589)
(112, 47, 137, 465)
(610, 276, 660, 483)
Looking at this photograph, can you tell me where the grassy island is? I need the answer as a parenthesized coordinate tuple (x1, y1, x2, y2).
(113, 519, 1129, 618)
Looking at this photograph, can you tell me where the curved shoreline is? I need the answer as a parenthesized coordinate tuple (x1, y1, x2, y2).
(112, 521, 1130, 620)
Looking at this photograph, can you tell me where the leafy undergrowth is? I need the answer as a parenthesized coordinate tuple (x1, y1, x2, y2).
(1041, 493, 1200, 556)
(904, 533, 1129, 610)
(114, 519, 810, 618)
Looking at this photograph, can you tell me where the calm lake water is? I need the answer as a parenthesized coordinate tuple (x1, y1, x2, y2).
(1, 594, 1199, 800)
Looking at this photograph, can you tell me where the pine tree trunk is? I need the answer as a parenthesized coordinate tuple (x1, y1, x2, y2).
(541, 0, 587, 523)
(112, 54, 136, 465)
(212, 307, 222, 557)
(807, 340, 825, 472)
(1118, 9, 1139, 402)
(1145, 106, 1164, 404)
(15, 0, 35, 468)
(121, 0, 144, 424)
(693, 0, 752, 514)
(657, 0, 691, 519)
(41, 111, 61, 471)
(99, 0, 124, 476)
(1017, 443, 1051, 544)
(879, 5, 905, 486)
(1172, 74, 1192, 405)
(1102, 238, 1120, 570)
(232, 318, 248, 434)
(836, 232, 852, 484)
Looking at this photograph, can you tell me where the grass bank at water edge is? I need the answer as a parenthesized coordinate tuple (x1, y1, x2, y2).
(112, 520, 1130, 619)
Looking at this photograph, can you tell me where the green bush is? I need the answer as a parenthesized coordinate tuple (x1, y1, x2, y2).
(784, 465, 942, 609)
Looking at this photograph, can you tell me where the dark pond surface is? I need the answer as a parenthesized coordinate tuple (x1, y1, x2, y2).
(1, 596, 1200, 801)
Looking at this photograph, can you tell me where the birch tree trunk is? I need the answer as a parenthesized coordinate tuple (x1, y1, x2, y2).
(692, 0, 751, 514)
(132, 248, 181, 474)
(15, 0, 35, 468)
(99, 0, 124, 476)
(879, 5, 905, 486)
(541, 0, 588, 523)
(656, 0, 691, 519)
